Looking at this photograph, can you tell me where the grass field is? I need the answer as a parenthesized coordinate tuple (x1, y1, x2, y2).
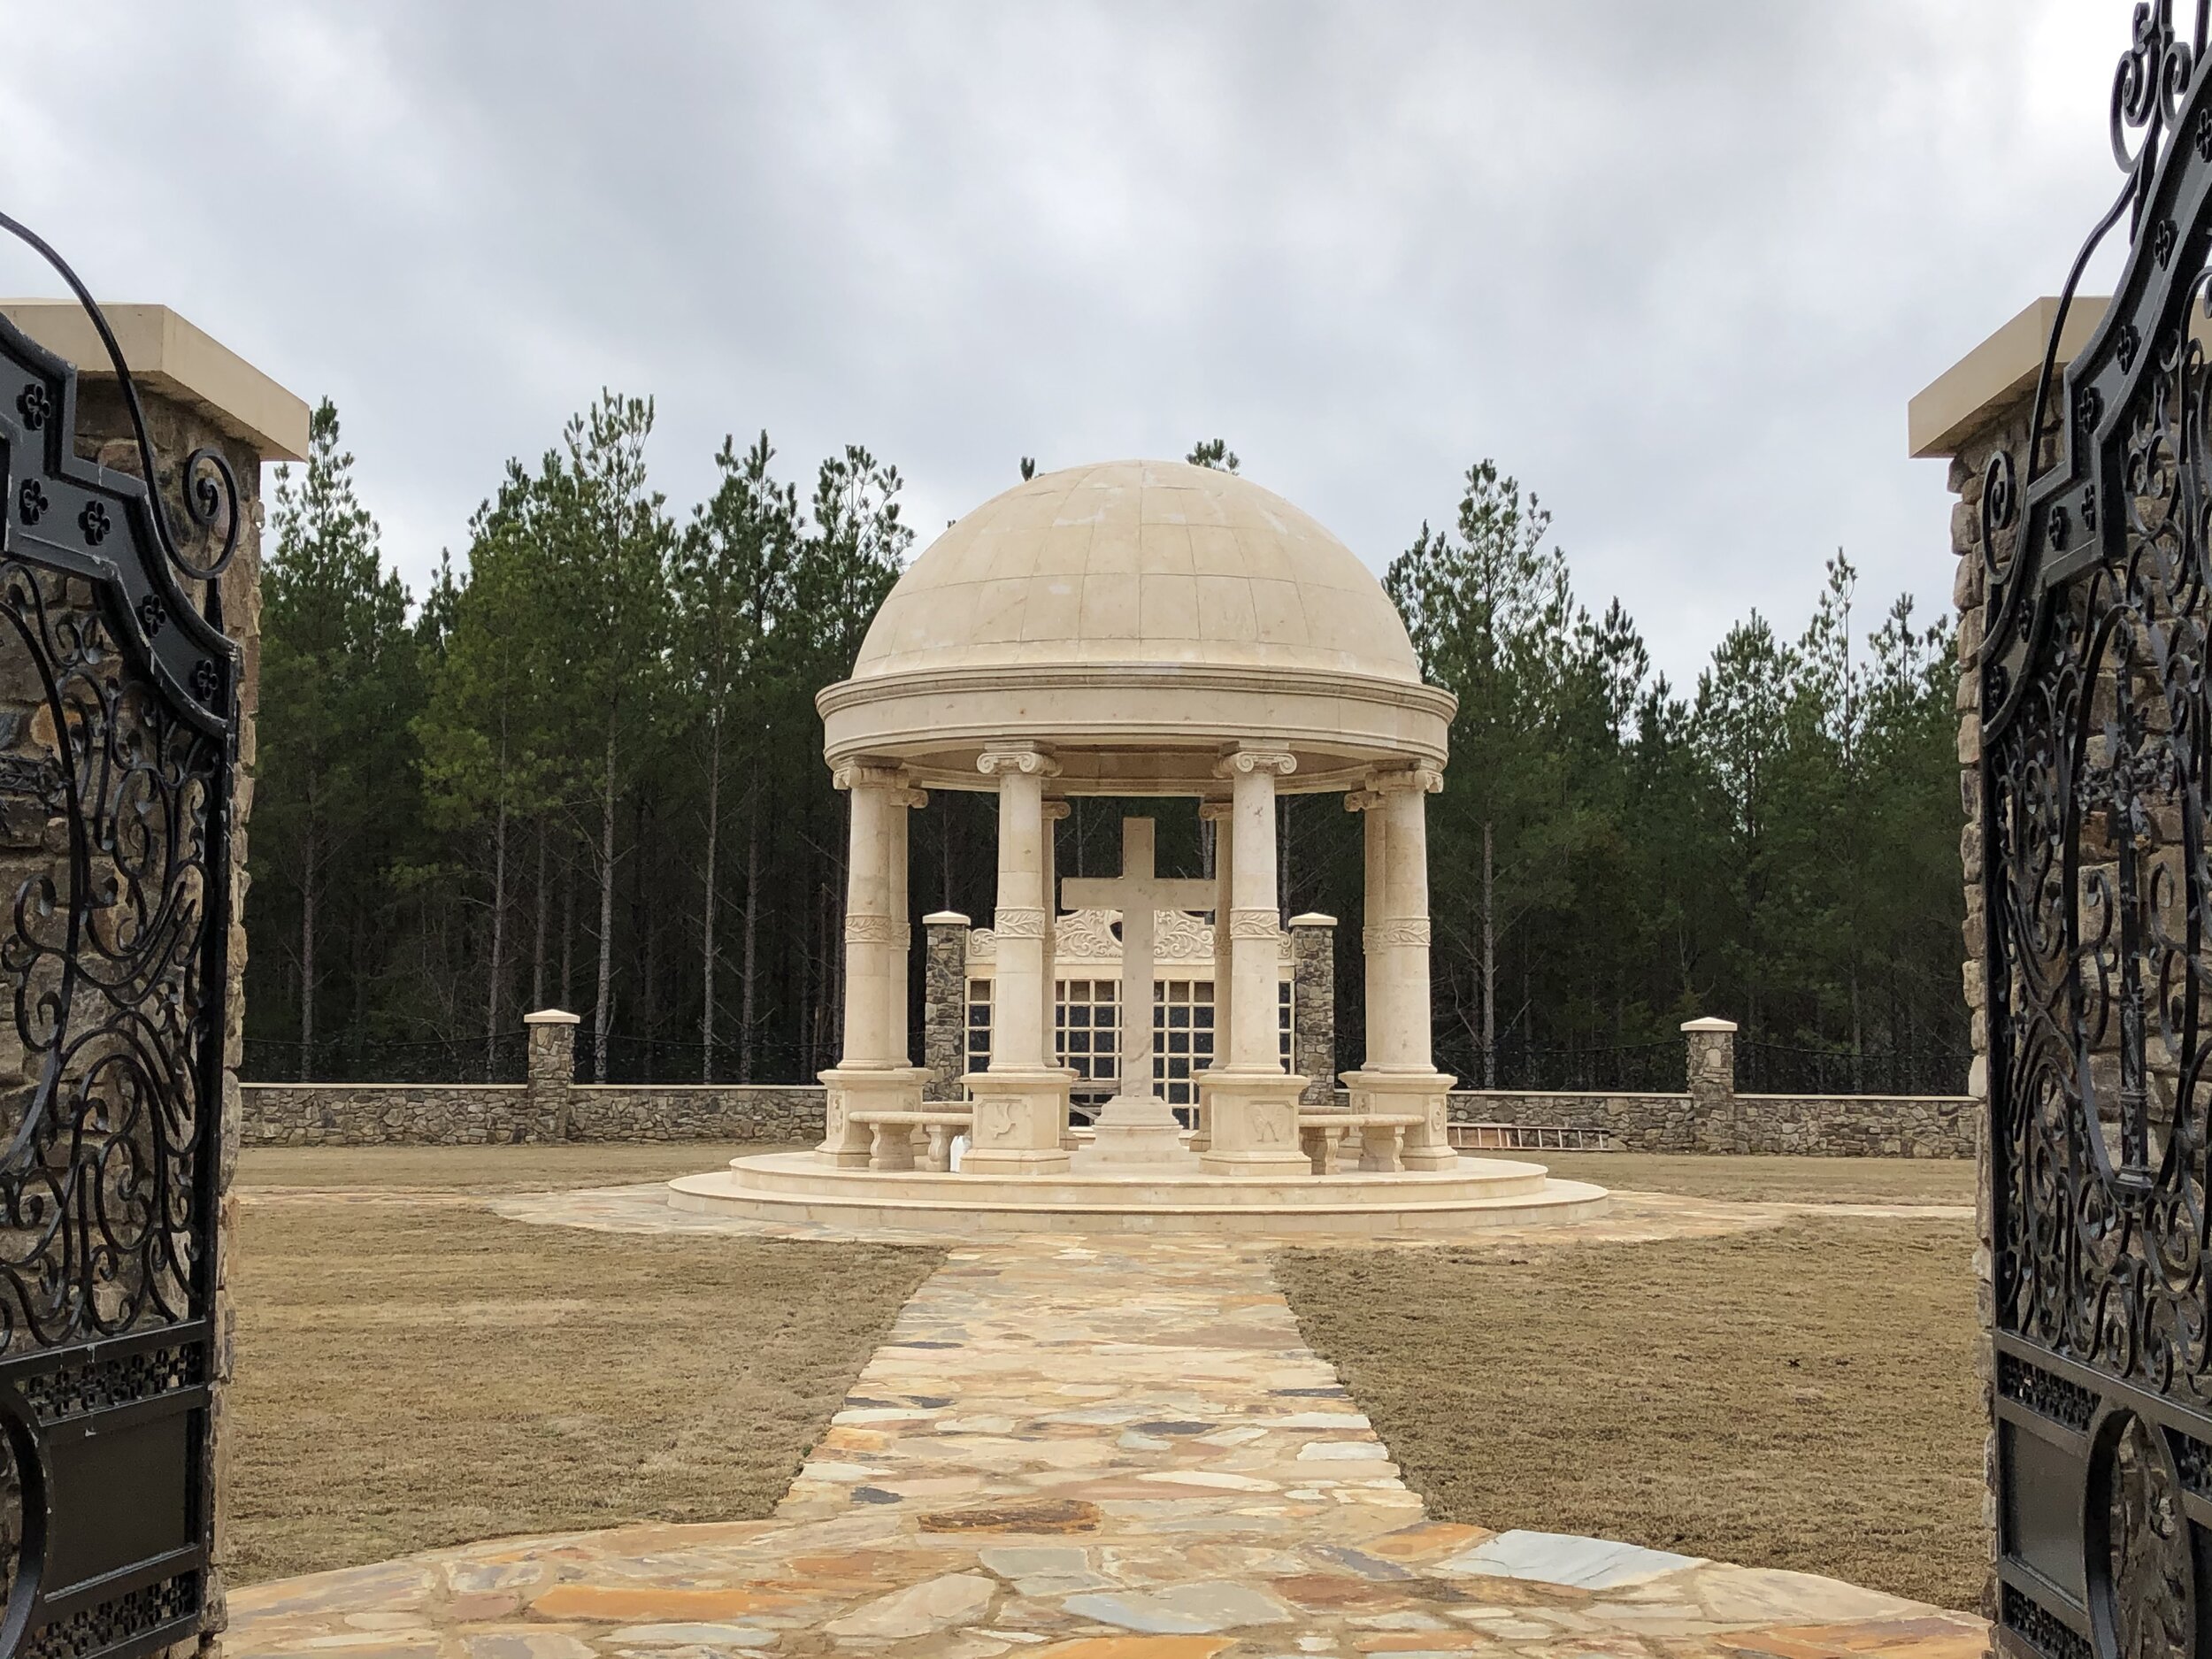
(229, 1143, 939, 1584)
(233, 1146, 1984, 1606)
(1276, 1152, 1984, 1613)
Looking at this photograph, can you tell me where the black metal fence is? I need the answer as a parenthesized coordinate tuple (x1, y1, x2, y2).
(243, 1031, 529, 1084)
(243, 1025, 1972, 1097)
(1439, 1037, 1680, 1094)
(1735, 1041, 1970, 1098)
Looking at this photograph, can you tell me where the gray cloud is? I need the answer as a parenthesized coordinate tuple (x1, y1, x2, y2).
(4, 1, 2134, 683)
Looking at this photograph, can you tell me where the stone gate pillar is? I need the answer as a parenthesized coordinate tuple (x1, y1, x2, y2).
(2, 300, 305, 1659)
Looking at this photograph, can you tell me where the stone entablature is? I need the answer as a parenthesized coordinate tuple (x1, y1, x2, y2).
(964, 908, 1291, 969)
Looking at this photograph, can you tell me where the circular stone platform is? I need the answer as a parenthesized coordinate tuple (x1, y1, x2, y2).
(667, 1150, 1609, 1236)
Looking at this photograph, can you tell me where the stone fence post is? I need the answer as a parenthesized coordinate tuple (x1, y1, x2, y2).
(1288, 913, 1337, 1104)
(922, 912, 971, 1101)
(526, 1009, 580, 1141)
(1682, 1016, 1739, 1152)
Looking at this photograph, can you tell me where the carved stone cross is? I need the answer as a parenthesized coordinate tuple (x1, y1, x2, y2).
(1061, 817, 1215, 1161)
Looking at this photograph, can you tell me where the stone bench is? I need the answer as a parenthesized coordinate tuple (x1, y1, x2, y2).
(849, 1109, 973, 1172)
(1297, 1111, 1425, 1174)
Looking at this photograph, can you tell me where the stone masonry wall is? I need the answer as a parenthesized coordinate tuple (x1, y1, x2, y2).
(239, 1081, 824, 1145)
(1290, 918, 1336, 1105)
(1436, 1087, 1976, 1157)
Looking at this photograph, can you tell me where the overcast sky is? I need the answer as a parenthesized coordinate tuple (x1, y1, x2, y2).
(4, 2, 2137, 686)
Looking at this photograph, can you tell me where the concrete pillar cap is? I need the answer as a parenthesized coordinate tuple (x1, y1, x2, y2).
(525, 1009, 582, 1025)
(1287, 912, 1339, 928)
(923, 910, 972, 926)
(1679, 1017, 1739, 1033)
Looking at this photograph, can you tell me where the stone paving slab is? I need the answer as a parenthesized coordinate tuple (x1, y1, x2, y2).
(472, 1182, 1969, 1247)
(229, 1225, 1985, 1659)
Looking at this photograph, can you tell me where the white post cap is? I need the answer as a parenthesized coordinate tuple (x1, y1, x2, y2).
(923, 910, 972, 926)
(1679, 1016, 1739, 1033)
(1287, 912, 1339, 928)
(524, 1008, 582, 1025)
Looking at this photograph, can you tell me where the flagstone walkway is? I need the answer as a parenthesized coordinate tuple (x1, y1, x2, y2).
(229, 1227, 1986, 1659)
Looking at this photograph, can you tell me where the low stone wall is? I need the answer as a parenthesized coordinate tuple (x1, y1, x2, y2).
(239, 1083, 542, 1147)
(1439, 1087, 1976, 1158)
(565, 1085, 825, 1143)
(240, 1077, 1972, 1156)
(240, 1081, 823, 1147)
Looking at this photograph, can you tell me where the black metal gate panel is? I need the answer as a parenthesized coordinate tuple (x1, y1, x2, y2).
(0, 220, 240, 1659)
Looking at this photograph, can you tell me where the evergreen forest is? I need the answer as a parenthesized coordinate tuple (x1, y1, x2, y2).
(244, 399, 1967, 1095)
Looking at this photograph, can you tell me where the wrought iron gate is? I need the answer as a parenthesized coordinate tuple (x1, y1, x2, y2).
(0, 219, 240, 1659)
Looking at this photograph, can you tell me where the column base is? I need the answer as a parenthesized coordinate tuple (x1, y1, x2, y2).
(1341, 1068, 1458, 1171)
(817, 1067, 931, 1167)
(961, 1068, 1072, 1175)
(1199, 1071, 1312, 1177)
(1072, 1090, 1198, 1170)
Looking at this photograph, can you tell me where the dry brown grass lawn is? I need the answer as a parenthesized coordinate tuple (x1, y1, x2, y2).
(230, 1145, 938, 1584)
(1276, 1212, 1985, 1613)
(1536, 1150, 1978, 1205)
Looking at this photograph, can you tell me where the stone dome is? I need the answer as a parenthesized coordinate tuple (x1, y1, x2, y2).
(818, 459, 1453, 795)
(850, 460, 1422, 683)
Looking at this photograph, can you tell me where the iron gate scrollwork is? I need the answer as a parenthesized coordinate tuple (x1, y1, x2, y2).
(0, 215, 241, 1659)
(1989, 6, 2212, 1658)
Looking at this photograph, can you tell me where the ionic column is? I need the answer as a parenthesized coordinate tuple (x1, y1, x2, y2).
(1372, 767, 1440, 1071)
(1225, 750, 1294, 1071)
(1041, 797, 1070, 1065)
(1346, 787, 1386, 1071)
(1201, 748, 1309, 1176)
(818, 762, 927, 1167)
(965, 745, 1071, 1174)
(834, 763, 910, 1068)
(1200, 799, 1235, 1064)
(1342, 764, 1455, 1171)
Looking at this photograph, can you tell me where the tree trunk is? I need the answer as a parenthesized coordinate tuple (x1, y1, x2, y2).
(300, 791, 319, 1084)
(1481, 819, 1496, 1091)
(594, 711, 618, 1084)
(532, 817, 548, 1010)
(741, 780, 760, 1084)
(486, 788, 509, 1082)
(701, 710, 721, 1082)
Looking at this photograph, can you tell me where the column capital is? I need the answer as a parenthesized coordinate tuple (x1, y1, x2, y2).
(979, 744, 1061, 778)
(1215, 748, 1297, 780)
(1368, 764, 1442, 795)
(1197, 799, 1234, 822)
(833, 759, 910, 793)
(1344, 789, 1384, 813)
(1041, 797, 1072, 822)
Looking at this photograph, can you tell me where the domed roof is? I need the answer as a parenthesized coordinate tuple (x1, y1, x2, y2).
(849, 460, 1421, 684)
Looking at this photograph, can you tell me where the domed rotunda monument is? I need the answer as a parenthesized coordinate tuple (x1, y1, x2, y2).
(672, 460, 1606, 1233)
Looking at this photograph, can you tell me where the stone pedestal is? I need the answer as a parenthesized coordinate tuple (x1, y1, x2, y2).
(962, 1068, 1074, 1174)
(1342, 1067, 1457, 1171)
(818, 1066, 932, 1167)
(1074, 1090, 1196, 1168)
(1198, 1071, 1310, 1175)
